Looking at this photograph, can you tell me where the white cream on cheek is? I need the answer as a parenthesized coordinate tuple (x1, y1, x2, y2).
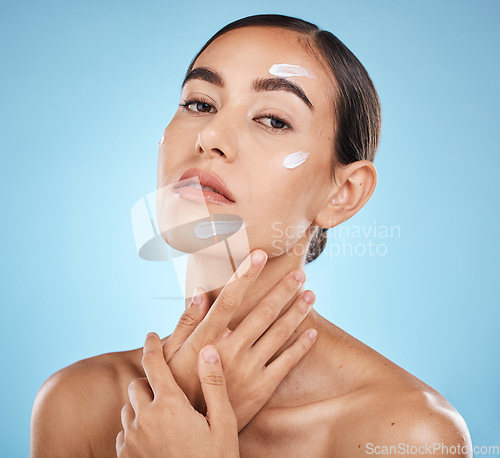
(283, 151, 310, 169)
(158, 133, 165, 146)
(269, 64, 316, 79)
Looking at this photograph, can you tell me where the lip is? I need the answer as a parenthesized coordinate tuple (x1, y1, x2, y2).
(173, 167, 236, 205)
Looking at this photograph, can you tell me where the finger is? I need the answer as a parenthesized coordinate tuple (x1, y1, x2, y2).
(128, 377, 153, 413)
(116, 430, 124, 454)
(234, 270, 306, 347)
(120, 402, 135, 427)
(142, 332, 184, 398)
(196, 249, 268, 340)
(163, 287, 209, 362)
(198, 345, 237, 433)
(264, 327, 318, 383)
(252, 290, 315, 364)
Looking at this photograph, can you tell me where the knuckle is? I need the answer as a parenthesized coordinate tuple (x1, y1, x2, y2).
(279, 351, 293, 369)
(177, 311, 197, 327)
(202, 374, 225, 387)
(259, 302, 276, 321)
(163, 393, 181, 409)
(296, 336, 310, 353)
(283, 277, 298, 293)
(121, 404, 131, 420)
(121, 403, 130, 415)
(124, 427, 138, 447)
(116, 432, 125, 455)
(153, 395, 173, 413)
(128, 379, 139, 392)
(272, 325, 289, 342)
(218, 291, 239, 312)
(299, 299, 311, 314)
(135, 410, 151, 429)
(189, 332, 211, 352)
(141, 353, 153, 367)
(284, 346, 304, 367)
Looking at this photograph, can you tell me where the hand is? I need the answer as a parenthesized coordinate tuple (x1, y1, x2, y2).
(162, 249, 318, 431)
(116, 332, 239, 458)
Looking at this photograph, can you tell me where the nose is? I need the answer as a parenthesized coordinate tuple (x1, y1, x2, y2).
(195, 111, 239, 162)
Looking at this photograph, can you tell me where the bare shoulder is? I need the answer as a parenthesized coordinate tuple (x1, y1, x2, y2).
(31, 347, 143, 458)
(329, 380, 472, 457)
(309, 320, 473, 456)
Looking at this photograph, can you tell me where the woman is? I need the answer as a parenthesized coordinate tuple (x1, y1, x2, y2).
(31, 14, 472, 457)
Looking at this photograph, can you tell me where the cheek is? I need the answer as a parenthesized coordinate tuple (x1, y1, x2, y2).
(263, 150, 321, 209)
(244, 156, 320, 256)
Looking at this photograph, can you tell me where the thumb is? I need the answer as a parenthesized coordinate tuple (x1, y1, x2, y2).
(198, 345, 237, 433)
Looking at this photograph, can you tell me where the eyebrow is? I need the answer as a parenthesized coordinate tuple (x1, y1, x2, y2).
(182, 67, 314, 111)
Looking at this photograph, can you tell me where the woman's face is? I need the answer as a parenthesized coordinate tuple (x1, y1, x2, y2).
(158, 26, 337, 258)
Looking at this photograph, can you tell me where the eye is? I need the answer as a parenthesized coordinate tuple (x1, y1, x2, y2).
(258, 114, 292, 132)
(179, 98, 216, 113)
(180, 98, 292, 132)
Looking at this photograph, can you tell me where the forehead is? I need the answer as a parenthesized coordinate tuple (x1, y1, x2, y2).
(197, 27, 314, 63)
(192, 26, 333, 101)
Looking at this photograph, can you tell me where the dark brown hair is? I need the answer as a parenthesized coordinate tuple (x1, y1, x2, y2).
(184, 14, 381, 263)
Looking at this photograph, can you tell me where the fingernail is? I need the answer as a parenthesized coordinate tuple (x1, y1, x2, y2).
(146, 332, 156, 339)
(293, 270, 305, 283)
(251, 250, 267, 265)
(304, 291, 315, 303)
(308, 329, 318, 341)
(192, 287, 203, 305)
(202, 346, 219, 363)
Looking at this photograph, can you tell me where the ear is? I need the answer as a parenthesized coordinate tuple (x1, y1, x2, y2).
(314, 160, 377, 229)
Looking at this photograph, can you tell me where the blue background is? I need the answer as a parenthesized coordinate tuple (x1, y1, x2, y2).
(1, 0, 498, 455)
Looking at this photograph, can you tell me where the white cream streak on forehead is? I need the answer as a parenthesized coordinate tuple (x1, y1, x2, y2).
(283, 151, 310, 169)
(269, 64, 316, 79)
